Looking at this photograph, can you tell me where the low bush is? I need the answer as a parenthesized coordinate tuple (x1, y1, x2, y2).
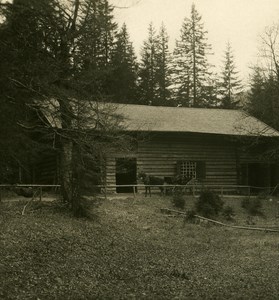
(184, 209, 197, 224)
(241, 197, 263, 216)
(172, 187, 185, 209)
(222, 205, 235, 221)
(72, 197, 98, 219)
(195, 189, 224, 217)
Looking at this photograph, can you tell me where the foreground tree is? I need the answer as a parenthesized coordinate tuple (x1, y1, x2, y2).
(0, 0, 130, 215)
(219, 42, 242, 108)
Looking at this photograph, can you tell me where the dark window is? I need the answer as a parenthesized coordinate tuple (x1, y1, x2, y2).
(177, 161, 206, 180)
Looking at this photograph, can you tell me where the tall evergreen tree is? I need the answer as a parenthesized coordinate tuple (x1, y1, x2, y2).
(155, 23, 172, 105)
(219, 42, 242, 108)
(109, 23, 138, 103)
(0, 0, 57, 182)
(138, 23, 158, 105)
(138, 23, 173, 106)
(76, 0, 117, 96)
(0, 0, 130, 214)
(171, 4, 213, 107)
(247, 67, 279, 130)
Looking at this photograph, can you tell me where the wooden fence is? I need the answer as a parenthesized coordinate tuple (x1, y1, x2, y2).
(0, 184, 61, 202)
(95, 184, 278, 199)
(1, 183, 277, 201)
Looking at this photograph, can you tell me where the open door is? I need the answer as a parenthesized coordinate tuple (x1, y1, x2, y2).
(115, 158, 137, 193)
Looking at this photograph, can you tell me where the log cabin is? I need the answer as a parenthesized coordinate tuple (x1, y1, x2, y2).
(104, 104, 279, 194)
(35, 101, 279, 194)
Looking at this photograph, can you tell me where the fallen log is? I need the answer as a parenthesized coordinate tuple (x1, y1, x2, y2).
(160, 208, 279, 233)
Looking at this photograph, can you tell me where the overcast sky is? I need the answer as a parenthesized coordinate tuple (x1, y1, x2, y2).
(111, 0, 279, 85)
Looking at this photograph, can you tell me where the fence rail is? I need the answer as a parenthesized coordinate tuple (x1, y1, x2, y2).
(0, 184, 61, 202)
(0, 183, 277, 201)
(94, 184, 279, 198)
(0, 184, 61, 187)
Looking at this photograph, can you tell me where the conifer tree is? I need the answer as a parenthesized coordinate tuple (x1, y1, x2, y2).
(247, 67, 279, 129)
(219, 42, 242, 108)
(0, 0, 130, 214)
(109, 23, 138, 103)
(171, 4, 213, 107)
(155, 23, 173, 105)
(138, 23, 158, 105)
(138, 23, 173, 106)
(76, 0, 117, 96)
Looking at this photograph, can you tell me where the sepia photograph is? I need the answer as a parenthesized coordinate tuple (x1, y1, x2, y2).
(1, 0, 279, 299)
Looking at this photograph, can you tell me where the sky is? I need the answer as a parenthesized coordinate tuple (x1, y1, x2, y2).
(110, 0, 279, 85)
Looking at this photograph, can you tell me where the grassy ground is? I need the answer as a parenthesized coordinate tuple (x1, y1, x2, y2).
(1, 194, 279, 299)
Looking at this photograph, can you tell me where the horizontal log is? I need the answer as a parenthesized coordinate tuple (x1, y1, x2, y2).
(138, 150, 235, 155)
(160, 209, 279, 233)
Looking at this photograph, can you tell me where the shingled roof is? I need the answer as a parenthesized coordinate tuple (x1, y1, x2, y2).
(114, 104, 279, 137)
(41, 100, 279, 137)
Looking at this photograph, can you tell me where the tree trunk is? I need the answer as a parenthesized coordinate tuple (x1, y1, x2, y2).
(60, 138, 73, 205)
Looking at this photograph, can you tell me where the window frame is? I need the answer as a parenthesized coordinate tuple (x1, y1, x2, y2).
(177, 160, 206, 180)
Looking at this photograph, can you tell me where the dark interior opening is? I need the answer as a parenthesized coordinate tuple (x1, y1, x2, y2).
(241, 163, 279, 194)
(248, 163, 266, 188)
(115, 158, 137, 193)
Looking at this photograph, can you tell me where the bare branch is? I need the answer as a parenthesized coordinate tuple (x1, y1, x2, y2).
(112, 0, 142, 9)
(260, 24, 279, 78)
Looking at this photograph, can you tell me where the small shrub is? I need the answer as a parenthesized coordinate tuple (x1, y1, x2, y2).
(257, 190, 269, 200)
(241, 197, 263, 216)
(195, 189, 224, 217)
(73, 197, 96, 219)
(172, 187, 185, 209)
(222, 205, 235, 221)
(183, 209, 197, 224)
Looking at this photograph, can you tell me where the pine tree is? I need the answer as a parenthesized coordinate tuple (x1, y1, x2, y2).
(99, 0, 118, 65)
(0, 0, 56, 182)
(170, 37, 191, 106)
(171, 4, 213, 107)
(155, 23, 173, 105)
(247, 67, 279, 130)
(76, 0, 118, 96)
(138, 23, 158, 105)
(219, 42, 242, 108)
(0, 0, 131, 214)
(201, 74, 219, 107)
(109, 23, 138, 103)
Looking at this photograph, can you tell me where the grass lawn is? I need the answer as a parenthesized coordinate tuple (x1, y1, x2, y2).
(1, 194, 279, 299)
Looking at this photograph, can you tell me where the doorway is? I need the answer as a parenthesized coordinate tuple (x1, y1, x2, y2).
(115, 158, 137, 193)
(241, 163, 273, 193)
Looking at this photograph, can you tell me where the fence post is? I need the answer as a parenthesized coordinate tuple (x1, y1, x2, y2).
(104, 186, 107, 200)
(192, 185, 196, 197)
(40, 186, 42, 201)
(133, 186, 136, 198)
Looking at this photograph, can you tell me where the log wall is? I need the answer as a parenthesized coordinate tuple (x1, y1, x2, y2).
(105, 132, 260, 190)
